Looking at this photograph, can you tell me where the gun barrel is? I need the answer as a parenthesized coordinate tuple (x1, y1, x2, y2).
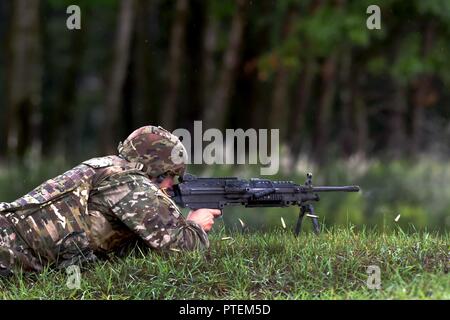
(311, 186, 360, 192)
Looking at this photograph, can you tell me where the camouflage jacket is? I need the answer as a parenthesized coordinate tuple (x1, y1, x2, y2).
(0, 156, 209, 272)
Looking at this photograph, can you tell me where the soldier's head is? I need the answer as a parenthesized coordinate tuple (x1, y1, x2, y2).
(118, 125, 187, 186)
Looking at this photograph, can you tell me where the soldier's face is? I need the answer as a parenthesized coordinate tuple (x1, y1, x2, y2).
(158, 176, 175, 189)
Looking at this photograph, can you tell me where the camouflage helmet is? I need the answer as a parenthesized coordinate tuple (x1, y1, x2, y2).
(118, 126, 188, 178)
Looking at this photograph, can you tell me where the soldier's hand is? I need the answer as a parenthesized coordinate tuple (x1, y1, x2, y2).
(186, 208, 222, 233)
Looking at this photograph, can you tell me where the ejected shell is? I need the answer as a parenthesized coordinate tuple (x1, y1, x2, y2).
(281, 217, 286, 229)
(238, 218, 246, 228)
(395, 214, 401, 222)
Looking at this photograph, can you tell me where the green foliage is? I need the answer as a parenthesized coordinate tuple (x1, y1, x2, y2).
(209, 0, 236, 20)
(391, 33, 425, 84)
(0, 228, 447, 299)
(301, 5, 345, 57)
(5, 0, 450, 164)
(416, 0, 450, 20)
(367, 55, 387, 75)
(428, 37, 450, 84)
(343, 13, 370, 47)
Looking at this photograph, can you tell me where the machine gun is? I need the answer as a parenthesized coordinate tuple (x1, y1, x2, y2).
(167, 173, 360, 235)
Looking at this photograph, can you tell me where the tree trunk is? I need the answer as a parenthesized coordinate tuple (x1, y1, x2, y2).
(411, 84, 425, 155)
(101, 0, 136, 154)
(161, 0, 189, 131)
(269, 11, 298, 142)
(7, 0, 42, 160)
(0, 0, 11, 161)
(387, 81, 407, 158)
(56, 28, 85, 158)
(203, 0, 246, 129)
(313, 53, 338, 163)
(353, 73, 368, 156)
(288, 0, 322, 166)
(339, 48, 353, 157)
(133, 0, 155, 128)
(270, 65, 289, 136)
(410, 21, 436, 155)
(182, 0, 204, 128)
(288, 56, 316, 166)
(201, 13, 218, 115)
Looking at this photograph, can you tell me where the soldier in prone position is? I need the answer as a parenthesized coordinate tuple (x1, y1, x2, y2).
(0, 125, 221, 276)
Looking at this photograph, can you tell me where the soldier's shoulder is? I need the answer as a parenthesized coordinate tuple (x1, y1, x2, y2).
(82, 156, 116, 169)
(98, 169, 158, 192)
(131, 174, 159, 192)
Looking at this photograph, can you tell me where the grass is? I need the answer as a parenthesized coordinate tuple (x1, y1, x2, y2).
(0, 226, 448, 300)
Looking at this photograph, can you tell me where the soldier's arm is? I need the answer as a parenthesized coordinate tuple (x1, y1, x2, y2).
(91, 174, 209, 251)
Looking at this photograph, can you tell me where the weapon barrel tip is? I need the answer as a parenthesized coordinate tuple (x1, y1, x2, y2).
(345, 185, 360, 192)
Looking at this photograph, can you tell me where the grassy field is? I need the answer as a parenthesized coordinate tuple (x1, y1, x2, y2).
(0, 227, 448, 300)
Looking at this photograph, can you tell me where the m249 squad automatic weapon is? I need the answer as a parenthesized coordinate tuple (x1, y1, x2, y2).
(167, 173, 360, 235)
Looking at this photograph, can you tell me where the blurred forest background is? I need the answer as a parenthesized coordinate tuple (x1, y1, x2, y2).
(0, 0, 449, 232)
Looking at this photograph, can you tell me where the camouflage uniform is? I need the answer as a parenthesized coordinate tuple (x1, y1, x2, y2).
(0, 126, 208, 276)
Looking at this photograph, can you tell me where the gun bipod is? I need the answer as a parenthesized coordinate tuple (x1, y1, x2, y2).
(294, 204, 320, 236)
